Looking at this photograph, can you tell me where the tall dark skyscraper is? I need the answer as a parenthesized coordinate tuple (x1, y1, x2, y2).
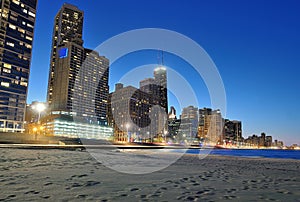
(0, 0, 37, 132)
(154, 66, 168, 113)
(47, 3, 83, 105)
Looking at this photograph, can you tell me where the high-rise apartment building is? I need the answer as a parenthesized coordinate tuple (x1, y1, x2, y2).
(0, 0, 37, 132)
(47, 3, 83, 105)
(43, 4, 112, 139)
(51, 42, 109, 124)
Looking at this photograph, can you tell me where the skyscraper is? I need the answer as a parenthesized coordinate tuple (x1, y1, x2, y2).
(43, 4, 112, 139)
(154, 66, 168, 113)
(47, 3, 83, 105)
(0, 0, 37, 132)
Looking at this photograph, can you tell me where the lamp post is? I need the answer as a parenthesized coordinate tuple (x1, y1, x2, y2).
(32, 102, 46, 123)
(126, 123, 130, 143)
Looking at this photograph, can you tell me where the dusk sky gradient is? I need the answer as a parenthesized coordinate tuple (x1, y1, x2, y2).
(27, 0, 300, 145)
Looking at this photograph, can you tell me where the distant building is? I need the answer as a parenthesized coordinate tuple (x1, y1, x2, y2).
(108, 84, 160, 142)
(198, 108, 223, 145)
(168, 106, 177, 120)
(167, 106, 181, 142)
(223, 119, 242, 143)
(139, 78, 156, 95)
(259, 132, 266, 147)
(244, 132, 283, 148)
(0, 0, 38, 132)
(198, 108, 212, 139)
(179, 106, 198, 142)
(265, 135, 272, 147)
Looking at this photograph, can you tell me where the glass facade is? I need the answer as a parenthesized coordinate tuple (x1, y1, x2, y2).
(0, 0, 37, 132)
(44, 115, 113, 140)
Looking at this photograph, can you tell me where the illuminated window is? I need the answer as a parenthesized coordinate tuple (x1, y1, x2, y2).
(27, 23, 34, 28)
(22, 21, 26, 25)
(20, 82, 27, 86)
(23, 9, 28, 14)
(1, 82, 9, 87)
(3, 63, 11, 69)
(3, 68, 11, 73)
(9, 24, 16, 30)
(18, 28, 25, 33)
(28, 11, 35, 18)
(12, 0, 20, 5)
(25, 36, 32, 41)
(6, 42, 14, 47)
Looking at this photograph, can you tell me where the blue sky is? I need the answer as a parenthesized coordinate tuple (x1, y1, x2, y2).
(28, 0, 300, 145)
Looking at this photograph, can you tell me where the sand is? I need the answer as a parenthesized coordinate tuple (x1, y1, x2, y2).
(0, 148, 299, 201)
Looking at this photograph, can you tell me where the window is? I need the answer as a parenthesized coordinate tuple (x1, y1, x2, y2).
(3, 68, 11, 73)
(25, 36, 32, 41)
(12, 0, 20, 5)
(28, 11, 35, 18)
(27, 23, 33, 29)
(9, 24, 16, 30)
(6, 42, 14, 47)
(20, 82, 27, 86)
(10, 16, 17, 22)
(18, 28, 25, 34)
(23, 9, 27, 14)
(3, 63, 11, 69)
(1, 82, 9, 87)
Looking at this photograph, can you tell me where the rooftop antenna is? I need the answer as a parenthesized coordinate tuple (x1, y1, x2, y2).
(161, 50, 164, 66)
(157, 49, 164, 66)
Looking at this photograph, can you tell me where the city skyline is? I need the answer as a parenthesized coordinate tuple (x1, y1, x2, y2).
(27, 1, 300, 145)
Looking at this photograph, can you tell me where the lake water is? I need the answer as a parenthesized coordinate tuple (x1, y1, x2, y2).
(185, 149, 300, 160)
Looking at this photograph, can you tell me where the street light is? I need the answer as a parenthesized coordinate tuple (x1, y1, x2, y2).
(126, 123, 130, 143)
(32, 102, 46, 123)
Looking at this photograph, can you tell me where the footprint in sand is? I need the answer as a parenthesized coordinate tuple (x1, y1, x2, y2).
(130, 187, 140, 192)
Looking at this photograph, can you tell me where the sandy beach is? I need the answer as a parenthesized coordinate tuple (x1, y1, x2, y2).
(0, 148, 299, 201)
